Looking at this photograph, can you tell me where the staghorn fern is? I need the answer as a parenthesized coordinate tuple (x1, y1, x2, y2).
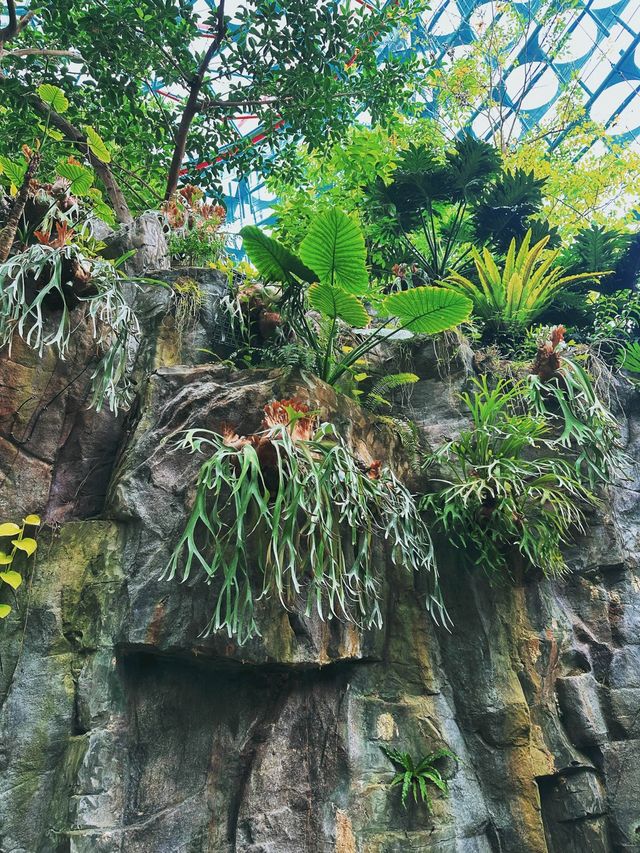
(0, 243, 139, 413)
(164, 403, 447, 643)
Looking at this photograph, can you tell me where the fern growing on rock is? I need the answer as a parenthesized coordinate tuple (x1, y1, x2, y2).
(165, 399, 446, 643)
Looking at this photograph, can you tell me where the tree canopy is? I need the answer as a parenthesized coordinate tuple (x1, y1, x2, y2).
(0, 0, 426, 221)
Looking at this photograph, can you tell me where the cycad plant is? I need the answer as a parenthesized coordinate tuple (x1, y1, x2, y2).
(446, 230, 601, 337)
(165, 399, 447, 643)
(381, 746, 457, 811)
(366, 135, 556, 281)
(423, 376, 599, 579)
(240, 208, 472, 385)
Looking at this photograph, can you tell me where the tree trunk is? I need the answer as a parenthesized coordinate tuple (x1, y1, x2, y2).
(0, 151, 41, 262)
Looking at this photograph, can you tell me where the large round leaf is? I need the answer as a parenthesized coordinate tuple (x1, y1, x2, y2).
(240, 226, 315, 284)
(299, 209, 369, 294)
(383, 287, 472, 334)
(308, 282, 369, 327)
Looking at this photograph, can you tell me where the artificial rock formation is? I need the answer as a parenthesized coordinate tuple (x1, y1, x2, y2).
(0, 268, 639, 853)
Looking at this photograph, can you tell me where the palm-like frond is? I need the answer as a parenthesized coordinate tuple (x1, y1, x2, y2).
(381, 745, 457, 810)
(446, 230, 604, 330)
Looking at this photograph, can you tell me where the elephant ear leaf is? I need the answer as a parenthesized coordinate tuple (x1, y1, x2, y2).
(240, 226, 315, 284)
(308, 282, 369, 327)
(299, 209, 369, 294)
(383, 286, 472, 334)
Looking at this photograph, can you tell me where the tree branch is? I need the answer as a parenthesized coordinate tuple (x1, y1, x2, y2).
(4, 48, 83, 59)
(0, 0, 17, 44)
(28, 94, 133, 223)
(164, 0, 226, 200)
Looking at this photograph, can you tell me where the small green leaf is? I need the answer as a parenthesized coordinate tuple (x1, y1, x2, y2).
(0, 552, 13, 565)
(84, 126, 111, 163)
(0, 523, 21, 537)
(0, 570, 22, 590)
(23, 514, 41, 526)
(37, 83, 69, 113)
(11, 537, 37, 557)
(0, 604, 11, 618)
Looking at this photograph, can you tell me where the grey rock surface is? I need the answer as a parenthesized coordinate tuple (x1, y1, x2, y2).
(1, 270, 640, 852)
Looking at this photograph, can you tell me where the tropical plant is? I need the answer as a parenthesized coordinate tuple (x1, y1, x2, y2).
(0, 514, 40, 619)
(0, 242, 140, 412)
(618, 341, 640, 375)
(528, 327, 624, 488)
(0, 0, 428, 220)
(423, 376, 599, 579)
(367, 135, 503, 281)
(163, 185, 227, 268)
(446, 230, 602, 338)
(164, 399, 446, 643)
(241, 208, 472, 385)
(381, 746, 457, 811)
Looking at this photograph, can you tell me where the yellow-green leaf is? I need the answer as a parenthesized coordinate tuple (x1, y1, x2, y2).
(0, 570, 22, 590)
(37, 83, 69, 113)
(0, 604, 11, 618)
(11, 537, 37, 557)
(84, 126, 111, 163)
(0, 552, 13, 565)
(37, 122, 65, 142)
(0, 523, 21, 537)
(24, 514, 41, 526)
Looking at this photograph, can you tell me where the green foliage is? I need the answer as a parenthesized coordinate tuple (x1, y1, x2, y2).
(241, 208, 472, 386)
(164, 403, 446, 643)
(446, 230, 601, 336)
(381, 746, 457, 811)
(618, 341, 640, 374)
(1, 0, 429, 212)
(364, 373, 419, 412)
(168, 228, 226, 268)
(528, 358, 624, 488)
(423, 376, 599, 579)
(0, 244, 140, 413)
(0, 514, 41, 619)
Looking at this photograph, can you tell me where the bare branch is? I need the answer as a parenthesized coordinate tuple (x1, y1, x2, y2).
(164, 0, 227, 200)
(4, 48, 83, 60)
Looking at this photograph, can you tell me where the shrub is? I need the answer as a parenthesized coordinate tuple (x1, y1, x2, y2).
(446, 230, 601, 337)
(165, 399, 446, 643)
(240, 208, 472, 386)
(423, 377, 598, 579)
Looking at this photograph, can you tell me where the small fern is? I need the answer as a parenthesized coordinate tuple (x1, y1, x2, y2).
(382, 746, 457, 811)
(364, 372, 419, 411)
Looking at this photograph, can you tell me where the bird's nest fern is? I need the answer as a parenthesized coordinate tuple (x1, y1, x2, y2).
(164, 399, 446, 643)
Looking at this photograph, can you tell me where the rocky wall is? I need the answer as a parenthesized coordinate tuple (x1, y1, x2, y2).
(0, 268, 639, 852)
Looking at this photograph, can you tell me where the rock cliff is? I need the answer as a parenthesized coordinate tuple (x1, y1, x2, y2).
(0, 269, 639, 853)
